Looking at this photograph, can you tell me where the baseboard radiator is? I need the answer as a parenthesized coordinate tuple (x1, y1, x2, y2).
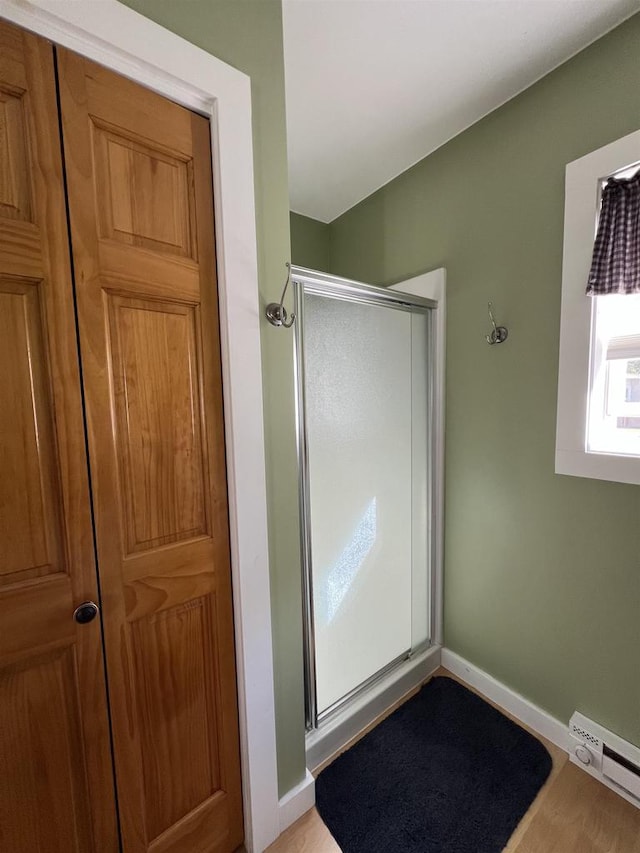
(569, 712, 640, 809)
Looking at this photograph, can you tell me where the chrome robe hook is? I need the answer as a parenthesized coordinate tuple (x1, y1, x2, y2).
(486, 301, 508, 345)
(266, 263, 296, 328)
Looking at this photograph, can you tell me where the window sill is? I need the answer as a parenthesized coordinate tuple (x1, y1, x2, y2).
(555, 448, 640, 486)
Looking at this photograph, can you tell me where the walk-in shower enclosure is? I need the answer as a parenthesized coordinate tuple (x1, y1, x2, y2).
(292, 268, 439, 738)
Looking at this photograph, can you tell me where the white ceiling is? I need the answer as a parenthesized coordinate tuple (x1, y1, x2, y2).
(283, 0, 639, 223)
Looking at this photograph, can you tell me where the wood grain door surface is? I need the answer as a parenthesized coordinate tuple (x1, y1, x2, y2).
(0, 20, 118, 853)
(57, 49, 244, 853)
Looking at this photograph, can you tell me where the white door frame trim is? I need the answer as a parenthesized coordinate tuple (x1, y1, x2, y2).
(392, 268, 446, 649)
(0, 2, 280, 850)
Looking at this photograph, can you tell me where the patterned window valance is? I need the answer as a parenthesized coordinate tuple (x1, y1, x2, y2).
(586, 169, 640, 296)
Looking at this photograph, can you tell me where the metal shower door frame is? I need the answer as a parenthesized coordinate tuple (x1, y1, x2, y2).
(291, 266, 437, 731)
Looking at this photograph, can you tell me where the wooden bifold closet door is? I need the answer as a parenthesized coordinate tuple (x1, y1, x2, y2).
(57, 47, 243, 853)
(0, 20, 243, 853)
(0, 21, 118, 853)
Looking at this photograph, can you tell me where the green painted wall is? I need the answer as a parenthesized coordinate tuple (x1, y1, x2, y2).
(329, 14, 640, 746)
(290, 212, 331, 271)
(117, 0, 306, 794)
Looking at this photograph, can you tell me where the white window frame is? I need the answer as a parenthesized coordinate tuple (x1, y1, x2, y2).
(0, 2, 284, 849)
(556, 128, 640, 486)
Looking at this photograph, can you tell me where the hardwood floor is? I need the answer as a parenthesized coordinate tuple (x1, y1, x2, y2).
(267, 809, 340, 853)
(516, 762, 640, 853)
(267, 668, 640, 852)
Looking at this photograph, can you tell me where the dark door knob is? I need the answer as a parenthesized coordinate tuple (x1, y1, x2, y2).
(73, 601, 99, 624)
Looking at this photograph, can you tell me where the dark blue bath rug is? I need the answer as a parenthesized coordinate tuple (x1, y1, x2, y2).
(315, 676, 552, 853)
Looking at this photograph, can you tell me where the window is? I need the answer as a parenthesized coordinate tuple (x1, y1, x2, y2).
(556, 129, 640, 485)
(588, 294, 640, 456)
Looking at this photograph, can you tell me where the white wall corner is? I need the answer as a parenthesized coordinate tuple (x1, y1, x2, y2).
(441, 648, 568, 753)
(278, 769, 316, 835)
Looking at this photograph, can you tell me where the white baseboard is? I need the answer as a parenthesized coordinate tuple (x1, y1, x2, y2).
(441, 648, 568, 752)
(277, 768, 315, 835)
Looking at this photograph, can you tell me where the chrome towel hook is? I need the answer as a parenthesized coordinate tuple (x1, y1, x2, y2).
(486, 301, 508, 345)
(266, 262, 296, 328)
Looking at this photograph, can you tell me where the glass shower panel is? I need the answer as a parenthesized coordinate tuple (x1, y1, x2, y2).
(303, 292, 430, 717)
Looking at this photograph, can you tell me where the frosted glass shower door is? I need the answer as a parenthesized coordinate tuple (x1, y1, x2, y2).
(301, 289, 430, 718)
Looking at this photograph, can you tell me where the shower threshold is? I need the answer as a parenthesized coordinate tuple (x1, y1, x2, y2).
(306, 643, 441, 772)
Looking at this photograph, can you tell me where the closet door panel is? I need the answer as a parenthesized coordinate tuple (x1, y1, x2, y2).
(0, 647, 90, 853)
(58, 49, 243, 853)
(0, 21, 118, 852)
(0, 32, 40, 276)
(106, 294, 209, 554)
(0, 278, 64, 583)
(0, 86, 32, 221)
